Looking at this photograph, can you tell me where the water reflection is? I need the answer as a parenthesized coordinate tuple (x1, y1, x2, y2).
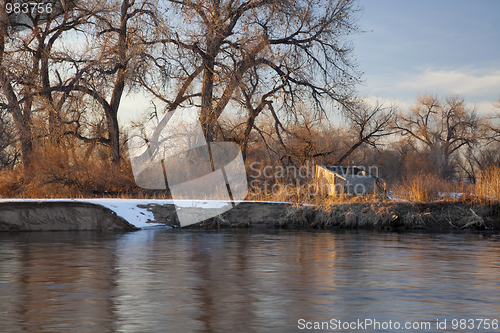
(1, 230, 500, 332)
(0, 232, 119, 332)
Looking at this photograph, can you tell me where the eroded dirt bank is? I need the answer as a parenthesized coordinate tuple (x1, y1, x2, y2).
(2, 200, 499, 232)
(147, 201, 500, 231)
(0, 202, 138, 231)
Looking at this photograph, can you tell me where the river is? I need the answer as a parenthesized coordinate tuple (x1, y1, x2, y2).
(1, 229, 499, 332)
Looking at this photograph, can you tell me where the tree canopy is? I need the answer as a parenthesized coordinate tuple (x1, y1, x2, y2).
(1, 0, 362, 171)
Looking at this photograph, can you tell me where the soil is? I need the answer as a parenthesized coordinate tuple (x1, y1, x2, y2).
(144, 202, 291, 229)
(145, 200, 500, 231)
(2, 200, 500, 232)
(0, 201, 139, 231)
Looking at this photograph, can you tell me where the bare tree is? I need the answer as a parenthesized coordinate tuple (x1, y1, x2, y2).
(218, 98, 397, 169)
(395, 93, 479, 179)
(140, 0, 361, 152)
(335, 100, 397, 165)
(0, 107, 18, 168)
(0, 0, 160, 169)
(0, 0, 93, 170)
(2, 0, 363, 175)
(0, 5, 33, 169)
(458, 96, 500, 181)
(47, 0, 161, 164)
(483, 96, 500, 142)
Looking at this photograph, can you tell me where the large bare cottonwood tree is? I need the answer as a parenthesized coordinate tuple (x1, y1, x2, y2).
(1, 0, 362, 173)
(396, 93, 479, 179)
(0, 0, 93, 169)
(140, 0, 361, 153)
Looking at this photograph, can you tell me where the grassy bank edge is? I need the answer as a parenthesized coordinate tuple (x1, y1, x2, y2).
(150, 200, 500, 231)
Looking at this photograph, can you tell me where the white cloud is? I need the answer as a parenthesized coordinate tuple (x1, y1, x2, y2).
(473, 100, 499, 115)
(362, 95, 498, 116)
(399, 69, 500, 97)
(362, 96, 411, 111)
(359, 67, 500, 115)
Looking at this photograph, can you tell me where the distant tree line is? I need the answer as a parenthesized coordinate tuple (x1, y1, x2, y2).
(244, 93, 500, 186)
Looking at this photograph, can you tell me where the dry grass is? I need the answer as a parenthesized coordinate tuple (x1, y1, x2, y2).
(279, 199, 496, 230)
(246, 177, 386, 206)
(0, 168, 24, 197)
(391, 173, 471, 203)
(31, 147, 136, 198)
(0, 146, 481, 208)
(475, 166, 500, 203)
(396, 173, 442, 202)
(267, 173, 495, 230)
(247, 178, 321, 204)
(0, 145, 140, 198)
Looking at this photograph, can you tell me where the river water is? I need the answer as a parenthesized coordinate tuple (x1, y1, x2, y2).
(1, 229, 499, 332)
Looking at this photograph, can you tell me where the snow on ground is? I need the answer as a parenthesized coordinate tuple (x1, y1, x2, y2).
(89, 199, 169, 228)
(1, 193, 472, 228)
(0, 198, 169, 228)
(0, 198, 297, 229)
(438, 192, 464, 200)
(387, 192, 467, 202)
(387, 191, 408, 202)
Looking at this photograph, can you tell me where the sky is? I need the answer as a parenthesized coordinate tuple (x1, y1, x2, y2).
(352, 0, 500, 114)
(119, 0, 500, 125)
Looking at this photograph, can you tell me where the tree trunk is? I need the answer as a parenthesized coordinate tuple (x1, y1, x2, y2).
(241, 115, 256, 160)
(107, 109, 121, 164)
(200, 54, 215, 143)
(105, 0, 130, 164)
(0, 22, 33, 170)
(0, 72, 33, 170)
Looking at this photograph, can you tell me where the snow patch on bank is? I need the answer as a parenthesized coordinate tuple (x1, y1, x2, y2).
(387, 191, 467, 202)
(0, 198, 168, 228)
(0, 198, 298, 229)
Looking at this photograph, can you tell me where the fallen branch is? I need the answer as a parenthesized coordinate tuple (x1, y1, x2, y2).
(461, 208, 485, 229)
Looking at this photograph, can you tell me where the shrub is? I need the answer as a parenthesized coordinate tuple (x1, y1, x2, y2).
(30, 149, 137, 198)
(0, 168, 23, 197)
(396, 173, 446, 203)
(0, 144, 138, 198)
(476, 166, 500, 203)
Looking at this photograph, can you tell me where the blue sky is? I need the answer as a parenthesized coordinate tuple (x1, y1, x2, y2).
(352, 0, 500, 113)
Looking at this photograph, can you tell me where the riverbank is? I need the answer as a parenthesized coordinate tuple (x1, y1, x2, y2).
(1, 199, 499, 231)
(150, 200, 500, 231)
(0, 201, 138, 231)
